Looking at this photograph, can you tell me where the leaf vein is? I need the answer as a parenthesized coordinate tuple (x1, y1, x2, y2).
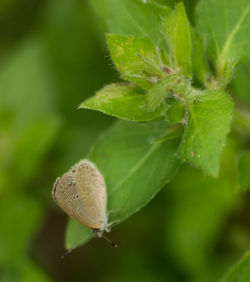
(109, 141, 162, 195)
(221, 3, 250, 59)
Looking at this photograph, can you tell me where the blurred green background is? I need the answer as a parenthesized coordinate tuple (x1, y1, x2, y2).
(0, 0, 250, 281)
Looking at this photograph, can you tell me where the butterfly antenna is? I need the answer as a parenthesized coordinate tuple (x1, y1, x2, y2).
(102, 234, 118, 248)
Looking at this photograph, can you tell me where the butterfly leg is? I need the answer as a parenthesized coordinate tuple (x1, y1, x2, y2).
(107, 208, 122, 217)
(105, 219, 121, 232)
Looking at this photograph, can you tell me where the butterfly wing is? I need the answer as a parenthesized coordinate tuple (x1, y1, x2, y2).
(52, 171, 102, 229)
(73, 159, 107, 230)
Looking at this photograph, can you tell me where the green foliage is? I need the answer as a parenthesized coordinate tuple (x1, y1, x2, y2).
(67, 5, 250, 281)
(196, 0, 250, 79)
(166, 99, 186, 125)
(164, 2, 192, 76)
(66, 120, 181, 248)
(106, 34, 162, 89)
(146, 78, 173, 111)
(179, 90, 233, 177)
(90, 121, 181, 221)
(77, 0, 243, 252)
(80, 83, 165, 122)
(2, 0, 250, 281)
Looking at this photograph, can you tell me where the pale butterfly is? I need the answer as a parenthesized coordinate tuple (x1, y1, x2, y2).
(52, 159, 117, 257)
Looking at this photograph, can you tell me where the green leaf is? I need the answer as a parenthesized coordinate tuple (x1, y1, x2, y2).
(160, 48, 170, 67)
(164, 3, 192, 76)
(106, 34, 162, 89)
(196, 0, 250, 74)
(66, 120, 181, 249)
(80, 83, 164, 122)
(179, 90, 234, 177)
(191, 32, 209, 84)
(237, 151, 250, 191)
(90, 0, 171, 48)
(223, 251, 250, 282)
(146, 75, 177, 111)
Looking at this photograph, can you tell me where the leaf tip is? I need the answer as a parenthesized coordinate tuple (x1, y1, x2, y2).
(78, 102, 84, 109)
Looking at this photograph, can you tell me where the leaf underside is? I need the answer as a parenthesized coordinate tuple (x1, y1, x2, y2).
(66, 120, 181, 249)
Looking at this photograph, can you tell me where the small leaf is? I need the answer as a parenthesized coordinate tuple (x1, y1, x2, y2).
(106, 34, 162, 89)
(66, 120, 181, 249)
(164, 3, 192, 76)
(160, 48, 170, 67)
(237, 151, 250, 191)
(196, 0, 250, 74)
(146, 75, 178, 111)
(223, 251, 250, 282)
(80, 83, 164, 122)
(179, 90, 234, 177)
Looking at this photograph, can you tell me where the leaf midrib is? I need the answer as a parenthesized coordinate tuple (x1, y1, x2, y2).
(220, 3, 250, 59)
(189, 104, 207, 150)
(109, 140, 163, 196)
